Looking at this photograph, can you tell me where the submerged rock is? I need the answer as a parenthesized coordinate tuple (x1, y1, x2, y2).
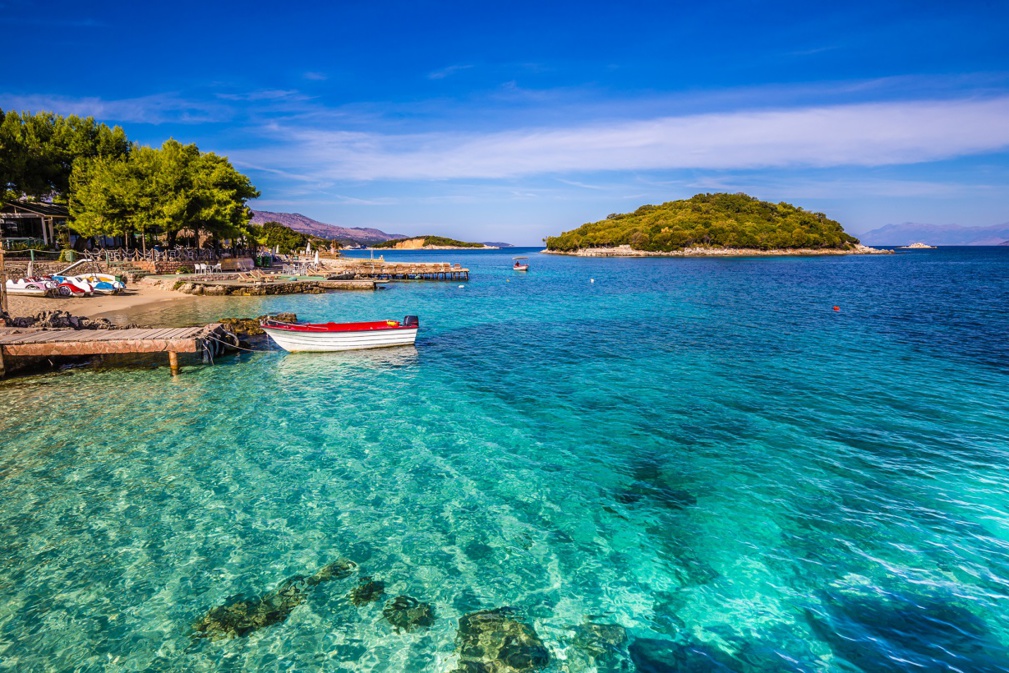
(572, 622, 627, 656)
(311, 558, 358, 583)
(615, 482, 696, 510)
(628, 637, 739, 672)
(806, 590, 1009, 672)
(193, 576, 309, 640)
(569, 622, 630, 671)
(453, 607, 550, 672)
(349, 576, 386, 606)
(192, 559, 355, 640)
(383, 595, 436, 632)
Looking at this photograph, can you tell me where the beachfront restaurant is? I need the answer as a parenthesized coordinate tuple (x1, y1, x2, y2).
(0, 201, 67, 248)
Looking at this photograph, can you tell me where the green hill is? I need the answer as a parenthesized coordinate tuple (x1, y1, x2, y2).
(545, 193, 860, 252)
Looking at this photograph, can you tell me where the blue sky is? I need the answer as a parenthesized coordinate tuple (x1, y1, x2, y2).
(3, 0, 1009, 244)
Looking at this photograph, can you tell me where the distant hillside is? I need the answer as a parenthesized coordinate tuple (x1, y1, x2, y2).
(482, 241, 514, 248)
(250, 210, 406, 245)
(373, 236, 488, 249)
(859, 222, 1009, 246)
(545, 193, 859, 252)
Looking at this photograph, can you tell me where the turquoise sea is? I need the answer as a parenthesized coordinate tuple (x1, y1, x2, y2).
(2, 247, 1009, 671)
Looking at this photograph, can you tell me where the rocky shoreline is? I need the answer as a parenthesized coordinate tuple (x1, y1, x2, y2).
(542, 244, 892, 257)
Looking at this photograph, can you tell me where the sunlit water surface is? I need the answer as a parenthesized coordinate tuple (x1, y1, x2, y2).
(2, 247, 1008, 671)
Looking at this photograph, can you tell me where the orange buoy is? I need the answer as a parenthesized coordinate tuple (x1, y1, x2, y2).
(833, 306, 840, 311)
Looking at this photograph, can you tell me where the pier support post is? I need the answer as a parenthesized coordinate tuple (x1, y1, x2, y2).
(168, 351, 179, 377)
(0, 346, 5, 379)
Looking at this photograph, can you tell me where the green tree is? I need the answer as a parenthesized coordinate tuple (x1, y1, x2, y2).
(258, 221, 307, 253)
(69, 139, 258, 250)
(0, 109, 129, 201)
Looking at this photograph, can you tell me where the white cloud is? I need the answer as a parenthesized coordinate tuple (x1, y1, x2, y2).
(0, 92, 230, 125)
(250, 97, 1009, 181)
(427, 64, 474, 80)
(216, 89, 306, 102)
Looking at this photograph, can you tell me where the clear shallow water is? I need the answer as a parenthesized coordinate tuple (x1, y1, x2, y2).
(2, 247, 1009, 671)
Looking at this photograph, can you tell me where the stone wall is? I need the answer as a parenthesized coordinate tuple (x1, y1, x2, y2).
(2, 261, 69, 278)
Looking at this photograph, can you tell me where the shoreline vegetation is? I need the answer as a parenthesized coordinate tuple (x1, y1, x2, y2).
(542, 243, 891, 257)
(544, 193, 891, 256)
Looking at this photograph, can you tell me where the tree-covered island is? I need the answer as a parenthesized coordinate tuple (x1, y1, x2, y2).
(544, 193, 888, 256)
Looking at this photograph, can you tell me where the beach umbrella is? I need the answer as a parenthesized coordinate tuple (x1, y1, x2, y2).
(314, 250, 319, 265)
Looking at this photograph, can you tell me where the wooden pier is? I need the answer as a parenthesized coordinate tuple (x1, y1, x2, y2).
(346, 262, 469, 281)
(0, 324, 234, 378)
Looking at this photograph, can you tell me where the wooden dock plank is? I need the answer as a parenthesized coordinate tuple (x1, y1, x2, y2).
(0, 326, 207, 355)
(18, 331, 72, 344)
(2, 337, 201, 357)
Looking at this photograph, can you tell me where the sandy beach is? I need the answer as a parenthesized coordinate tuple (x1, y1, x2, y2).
(5, 284, 195, 321)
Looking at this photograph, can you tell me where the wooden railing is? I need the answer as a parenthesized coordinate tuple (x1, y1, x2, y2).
(86, 248, 256, 264)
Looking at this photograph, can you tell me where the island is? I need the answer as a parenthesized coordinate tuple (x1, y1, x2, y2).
(373, 236, 494, 250)
(543, 193, 891, 256)
(900, 242, 937, 249)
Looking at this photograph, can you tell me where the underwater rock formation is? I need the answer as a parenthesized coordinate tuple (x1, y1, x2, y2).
(349, 576, 386, 606)
(614, 482, 697, 510)
(569, 622, 629, 671)
(453, 607, 550, 672)
(572, 622, 627, 656)
(383, 595, 436, 632)
(628, 637, 740, 672)
(805, 590, 1009, 672)
(192, 559, 356, 640)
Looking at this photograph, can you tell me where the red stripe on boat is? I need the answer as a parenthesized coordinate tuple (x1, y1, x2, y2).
(262, 320, 415, 333)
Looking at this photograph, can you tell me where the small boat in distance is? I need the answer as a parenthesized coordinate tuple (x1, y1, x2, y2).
(513, 256, 529, 271)
(261, 316, 420, 352)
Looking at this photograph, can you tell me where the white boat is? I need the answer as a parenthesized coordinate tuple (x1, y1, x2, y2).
(513, 256, 529, 271)
(261, 316, 420, 352)
(78, 274, 125, 295)
(5, 278, 57, 297)
(51, 275, 95, 296)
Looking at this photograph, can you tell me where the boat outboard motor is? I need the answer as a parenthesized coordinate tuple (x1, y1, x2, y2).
(403, 315, 420, 328)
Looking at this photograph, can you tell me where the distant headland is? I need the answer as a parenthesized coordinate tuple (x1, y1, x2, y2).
(372, 236, 497, 250)
(543, 193, 891, 257)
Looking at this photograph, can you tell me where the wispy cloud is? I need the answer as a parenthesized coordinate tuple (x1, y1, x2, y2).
(247, 96, 1009, 181)
(217, 89, 306, 101)
(0, 92, 231, 125)
(428, 64, 474, 80)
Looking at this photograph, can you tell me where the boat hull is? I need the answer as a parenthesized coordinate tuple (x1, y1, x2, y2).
(263, 326, 418, 352)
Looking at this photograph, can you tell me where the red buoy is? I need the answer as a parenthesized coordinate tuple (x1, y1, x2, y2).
(833, 306, 840, 311)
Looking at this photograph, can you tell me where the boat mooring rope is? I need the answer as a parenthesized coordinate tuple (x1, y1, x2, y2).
(205, 334, 273, 353)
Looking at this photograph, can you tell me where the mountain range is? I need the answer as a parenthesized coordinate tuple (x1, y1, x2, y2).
(858, 222, 1009, 246)
(250, 210, 406, 245)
